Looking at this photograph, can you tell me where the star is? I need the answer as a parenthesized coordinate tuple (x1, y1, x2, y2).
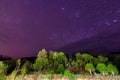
(112, 19, 118, 23)
(61, 7, 65, 11)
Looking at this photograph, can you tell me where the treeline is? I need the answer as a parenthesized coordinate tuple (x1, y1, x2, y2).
(0, 49, 119, 77)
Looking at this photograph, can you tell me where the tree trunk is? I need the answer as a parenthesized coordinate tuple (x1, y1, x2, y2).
(102, 71, 105, 76)
(111, 71, 114, 76)
(89, 70, 92, 75)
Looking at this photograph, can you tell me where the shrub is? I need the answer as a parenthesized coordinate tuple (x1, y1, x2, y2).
(57, 64, 65, 74)
(0, 75, 6, 80)
(21, 66, 27, 75)
(64, 70, 71, 76)
(0, 61, 8, 75)
(10, 69, 17, 80)
(11, 69, 17, 75)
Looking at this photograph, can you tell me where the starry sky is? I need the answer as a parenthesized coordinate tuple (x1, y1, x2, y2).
(0, 0, 120, 58)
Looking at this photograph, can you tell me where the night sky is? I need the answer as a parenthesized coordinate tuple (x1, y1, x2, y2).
(0, 0, 120, 58)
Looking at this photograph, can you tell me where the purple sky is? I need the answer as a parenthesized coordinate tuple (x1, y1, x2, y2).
(0, 0, 120, 58)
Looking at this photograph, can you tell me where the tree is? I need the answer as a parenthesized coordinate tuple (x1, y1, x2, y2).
(57, 64, 65, 74)
(58, 52, 67, 65)
(21, 61, 31, 75)
(75, 53, 84, 70)
(82, 53, 93, 63)
(98, 55, 108, 64)
(22, 61, 32, 71)
(96, 63, 107, 76)
(85, 63, 95, 75)
(52, 52, 59, 70)
(33, 57, 48, 71)
(75, 53, 83, 60)
(21, 66, 27, 75)
(75, 59, 84, 71)
(33, 49, 49, 72)
(37, 49, 47, 58)
(16, 59, 21, 71)
(64, 70, 71, 76)
(91, 57, 101, 66)
(107, 64, 119, 76)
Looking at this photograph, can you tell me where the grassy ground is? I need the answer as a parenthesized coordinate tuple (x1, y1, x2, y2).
(2, 74, 120, 80)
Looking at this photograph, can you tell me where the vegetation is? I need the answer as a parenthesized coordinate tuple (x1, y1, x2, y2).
(0, 49, 120, 80)
(85, 63, 95, 75)
(107, 64, 119, 76)
(96, 63, 107, 76)
(0, 61, 8, 75)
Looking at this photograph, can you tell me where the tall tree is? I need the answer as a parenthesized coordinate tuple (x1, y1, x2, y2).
(33, 49, 49, 72)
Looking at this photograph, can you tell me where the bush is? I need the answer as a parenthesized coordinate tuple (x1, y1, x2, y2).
(47, 69, 54, 74)
(57, 64, 65, 74)
(64, 70, 71, 76)
(11, 69, 17, 75)
(21, 66, 27, 75)
(63, 70, 76, 80)
(0, 75, 6, 80)
(9, 69, 17, 80)
(0, 61, 8, 75)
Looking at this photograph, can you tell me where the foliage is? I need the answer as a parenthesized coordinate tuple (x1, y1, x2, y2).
(33, 58, 48, 71)
(85, 63, 95, 75)
(33, 49, 49, 71)
(75, 59, 84, 71)
(75, 53, 84, 70)
(0, 75, 6, 80)
(22, 61, 32, 71)
(63, 70, 76, 80)
(16, 59, 21, 71)
(57, 64, 65, 74)
(0, 49, 120, 76)
(64, 70, 71, 76)
(96, 63, 107, 76)
(82, 53, 93, 63)
(5, 59, 16, 75)
(58, 52, 67, 66)
(75, 53, 82, 60)
(47, 69, 54, 74)
(107, 64, 119, 76)
(9, 69, 17, 80)
(98, 55, 108, 64)
(21, 66, 27, 75)
(0, 61, 8, 75)
(11, 69, 17, 75)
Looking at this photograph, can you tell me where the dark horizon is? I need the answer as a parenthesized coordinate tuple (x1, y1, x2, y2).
(0, 0, 120, 58)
